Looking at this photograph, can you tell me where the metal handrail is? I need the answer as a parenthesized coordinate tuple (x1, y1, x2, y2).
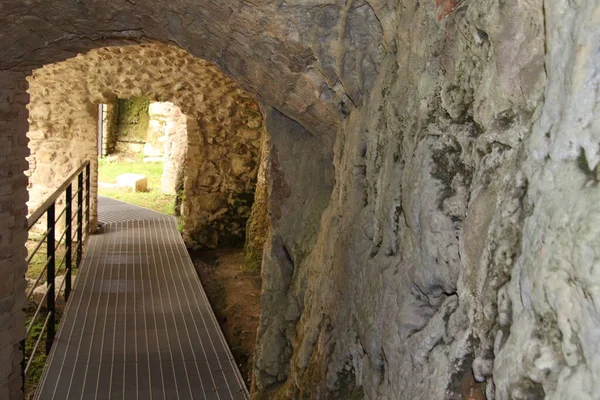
(27, 162, 90, 230)
(22, 160, 91, 392)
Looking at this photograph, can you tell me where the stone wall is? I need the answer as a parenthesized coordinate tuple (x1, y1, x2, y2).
(101, 103, 118, 157)
(115, 97, 151, 147)
(149, 102, 188, 195)
(245, 132, 270, 271)
(26, 44, 264, 248)
(0, 70, 30, 399)
(0, 0, 599, 399)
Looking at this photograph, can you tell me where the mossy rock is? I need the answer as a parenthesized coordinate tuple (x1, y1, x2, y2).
(117, 97, 151, 141)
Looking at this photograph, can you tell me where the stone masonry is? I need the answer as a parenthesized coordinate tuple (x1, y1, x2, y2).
(0, 70, 30, 399)
(148, 101, 188, 195)
(27, 44, 264, 248)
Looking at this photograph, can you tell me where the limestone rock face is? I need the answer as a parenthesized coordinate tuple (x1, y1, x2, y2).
(252, 1, 599, 400)
(0, 0, 599, 399)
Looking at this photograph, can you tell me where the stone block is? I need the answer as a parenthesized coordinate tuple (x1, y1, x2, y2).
(32, 275, 65, 306)
(116, 173, 148, 192)
(143, 157, 163, 163)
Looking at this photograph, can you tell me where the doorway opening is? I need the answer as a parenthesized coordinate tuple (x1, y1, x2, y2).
(97, 98, 184, 216)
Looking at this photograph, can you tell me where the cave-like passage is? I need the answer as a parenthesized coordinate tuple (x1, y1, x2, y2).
(35, 197, 248, 400)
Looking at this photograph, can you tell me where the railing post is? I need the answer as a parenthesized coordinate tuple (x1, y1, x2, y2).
(46, 202, 56, 355)
(20, 339, 25, 392)
(77, 172, 83, 268)
(85, 162, 90, 234)
(65, 184, 72, 302)
(23, 160, 92, 391)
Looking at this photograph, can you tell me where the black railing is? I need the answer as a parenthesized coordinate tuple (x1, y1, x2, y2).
(22, 161, 91, 389)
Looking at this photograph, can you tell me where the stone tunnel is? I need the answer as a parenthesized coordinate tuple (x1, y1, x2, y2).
(0, 0, 599, 399)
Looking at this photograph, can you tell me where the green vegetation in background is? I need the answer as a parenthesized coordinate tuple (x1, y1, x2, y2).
(116, 97, 151, 142)
(98, 158, 176, 216)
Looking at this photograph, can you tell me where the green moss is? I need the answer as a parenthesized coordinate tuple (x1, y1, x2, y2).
(116, 97, 151, 142)
(577, 148, 593, 175)
(23, 303, 64, 399)
(244, 208, 268, 272)
(244, 250, 263, 272)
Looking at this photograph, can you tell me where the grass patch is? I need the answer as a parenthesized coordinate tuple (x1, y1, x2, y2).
(98, 158, 176, 215)
(26, 234, 70, 281)
(23, 302, 64, 399)
(98, 157, 162, 183)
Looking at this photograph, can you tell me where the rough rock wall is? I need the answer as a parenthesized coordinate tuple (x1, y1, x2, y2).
(27, 44, 263, 248)
(494, 1, 600, 398)
(254, 108, 335, 396)
(253, 1, 599, 400)
(245, 131, 270, 271)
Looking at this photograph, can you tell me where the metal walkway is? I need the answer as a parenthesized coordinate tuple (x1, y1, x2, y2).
(36, 197, 249, 400)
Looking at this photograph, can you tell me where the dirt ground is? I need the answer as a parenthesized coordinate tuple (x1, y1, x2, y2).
(190, 248, 262, 386)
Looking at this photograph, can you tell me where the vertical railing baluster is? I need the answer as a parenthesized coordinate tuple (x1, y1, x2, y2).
(46, 202, 56, 355)
(85, 162, 90, 235)
(65, 184, 72, 302)
(23, 161, 91, 391)
(77, 172, 83, 268)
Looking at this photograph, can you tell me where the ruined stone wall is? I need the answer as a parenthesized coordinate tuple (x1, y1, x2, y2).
(115, 97, 151, 148)
(101, 102, 119, 157)
(27, 44, 263, 248)
(0, 0, 599, 399)
(148, 102, 188, 195)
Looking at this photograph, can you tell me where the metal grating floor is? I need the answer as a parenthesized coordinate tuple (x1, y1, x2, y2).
(36, 197, 249, 400)
(98, 196, 170, 224)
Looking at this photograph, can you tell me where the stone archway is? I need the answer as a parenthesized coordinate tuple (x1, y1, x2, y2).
(26, 43, 265, 248)
(2, 1, 600, 400)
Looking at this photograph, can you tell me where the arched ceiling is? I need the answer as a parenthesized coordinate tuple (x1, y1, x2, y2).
(0, 0, 387, 136)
